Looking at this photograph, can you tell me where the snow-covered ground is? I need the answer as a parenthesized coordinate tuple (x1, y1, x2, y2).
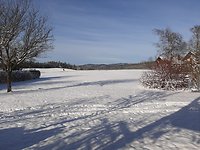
(0, 68, 199, 150)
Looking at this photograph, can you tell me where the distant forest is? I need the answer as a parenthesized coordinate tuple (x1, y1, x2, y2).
(0, 61, 154, 70)
(0, 61, 77, 70)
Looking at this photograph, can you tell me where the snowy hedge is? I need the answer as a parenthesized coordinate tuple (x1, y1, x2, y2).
(0, 70, 40, 83)
(140, 71, 189, 90)
(140, 62, 192, 90)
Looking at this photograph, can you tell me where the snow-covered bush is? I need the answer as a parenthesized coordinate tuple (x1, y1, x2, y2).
(0, 70, 41, 83)
(141, 63, 189, 90)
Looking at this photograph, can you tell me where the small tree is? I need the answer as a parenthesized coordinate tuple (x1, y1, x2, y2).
(154, 28, 186, 82)
(154, 28, 186, 61)
(0, 0, 53, 92)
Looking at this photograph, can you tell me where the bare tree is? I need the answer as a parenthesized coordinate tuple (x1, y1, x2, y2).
(154, 28, 186, 61)
(189, 25, 200, 90)
(0, 0, 53, 92)
(190, 25, 200, 62)
(154, 28, 186, 85)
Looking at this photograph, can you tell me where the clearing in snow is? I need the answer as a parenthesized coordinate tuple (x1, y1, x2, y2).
(0, 69, 199, 150)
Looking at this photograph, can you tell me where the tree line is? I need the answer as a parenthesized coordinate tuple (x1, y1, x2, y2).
(17, 61, 77, 70)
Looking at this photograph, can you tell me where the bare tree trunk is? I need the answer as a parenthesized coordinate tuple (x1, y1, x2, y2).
(6, 69, 12, 92)
(197, 68, 200, 91)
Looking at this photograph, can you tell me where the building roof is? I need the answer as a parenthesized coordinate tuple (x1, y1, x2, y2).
(182, 52, 195, 61)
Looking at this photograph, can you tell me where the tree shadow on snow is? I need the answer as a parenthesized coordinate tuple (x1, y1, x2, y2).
(0, 75, 75, 91)
(0, 94, 199, 149)
(39, 96, 200, 149)
(0, 126, 63, 150)
(113, 90, 177, 109)
(104, 96, 200, 149)
(38, 118, 133, 150)
(0, 79, 137, 94)
(69, 79, 137, 87)
(0, 91, 173, 125)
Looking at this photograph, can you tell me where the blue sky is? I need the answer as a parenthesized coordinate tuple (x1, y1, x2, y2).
(34, 0, 200, 64)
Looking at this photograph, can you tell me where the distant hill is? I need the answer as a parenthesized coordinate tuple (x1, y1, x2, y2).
(78, 61, 154, 70)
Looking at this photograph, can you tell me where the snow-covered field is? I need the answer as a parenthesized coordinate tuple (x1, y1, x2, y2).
(0, 68, 199, 150)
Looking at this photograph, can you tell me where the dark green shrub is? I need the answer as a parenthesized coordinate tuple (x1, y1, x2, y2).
(29, 70, 41, 79)
(0, 71, 7, 83)
(0, 70, 41, 83)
